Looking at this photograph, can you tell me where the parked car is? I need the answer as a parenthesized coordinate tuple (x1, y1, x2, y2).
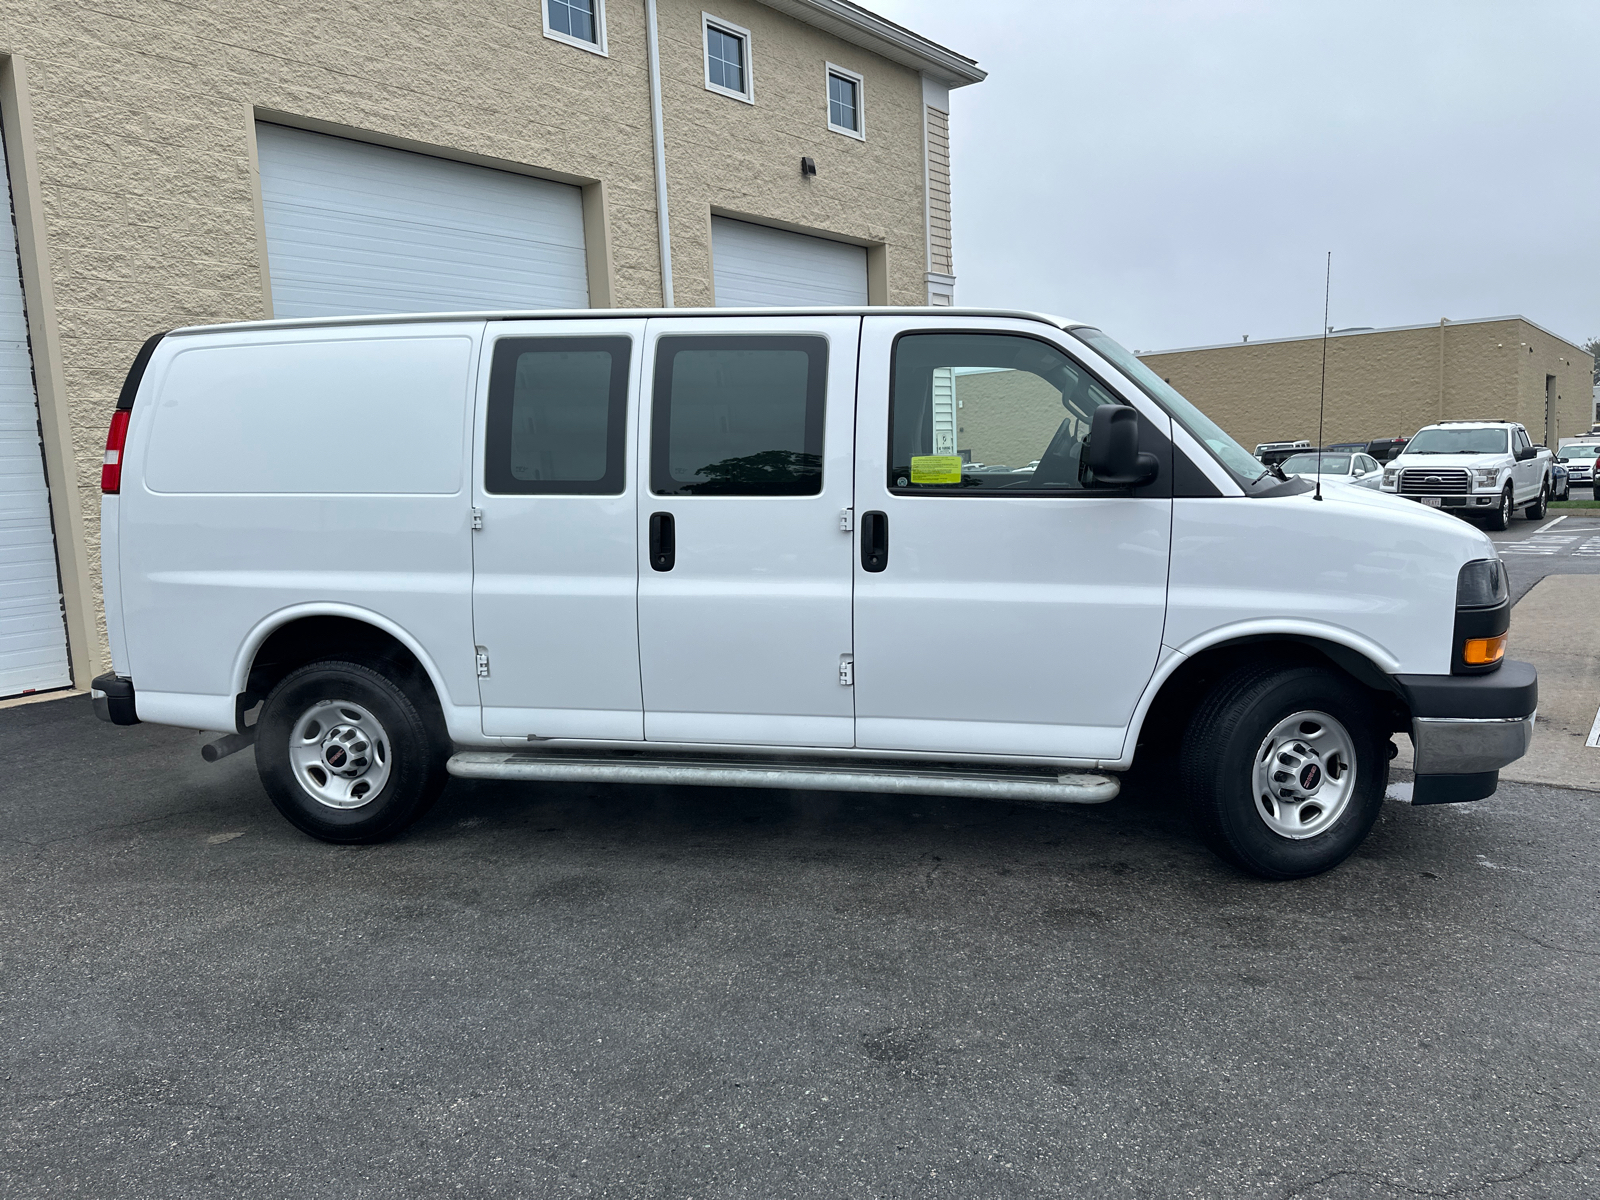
(1380, 420, 1552, 530)
(1550, 460, 1571, 501)
(1555, 440, 1600, 493)
(1277, 449, 1384, 490)
(1365, 436, 1411, 463)
(92, 308, 1536, 881)
(1254, 439, 1311, 467)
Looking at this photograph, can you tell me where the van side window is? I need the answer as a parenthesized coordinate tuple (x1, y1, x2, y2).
(651, 336, 827, 496)
(888, 332, 1120, 492)
(484, 336, 631, 495)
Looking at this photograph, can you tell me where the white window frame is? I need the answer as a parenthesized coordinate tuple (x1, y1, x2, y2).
(702, 13, 754, 104)
(825, 63, 865, 140)
(543, 0, 608, 56)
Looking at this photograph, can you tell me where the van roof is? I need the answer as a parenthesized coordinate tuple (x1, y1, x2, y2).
(164, 306, 1086, 338)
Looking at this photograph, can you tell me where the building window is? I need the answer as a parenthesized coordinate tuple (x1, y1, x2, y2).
(703, 15, 753, 103)
(826, 65, 864, 139)
(545, 0, 607, 54)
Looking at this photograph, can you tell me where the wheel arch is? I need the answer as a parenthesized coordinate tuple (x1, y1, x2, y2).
(1124, 626, 1409, 766)
(230, 604, 451, 734)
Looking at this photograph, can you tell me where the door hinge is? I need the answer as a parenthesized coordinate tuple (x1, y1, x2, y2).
(839, 507, 853, 532)
(839, 654, 854, 687)
(471, 507, 484, 530)
(475, 648, 490, 678)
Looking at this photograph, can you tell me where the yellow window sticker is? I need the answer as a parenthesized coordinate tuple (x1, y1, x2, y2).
(909, 455, 963, 485)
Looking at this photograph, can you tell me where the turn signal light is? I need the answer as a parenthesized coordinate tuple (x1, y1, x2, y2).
(101, 409, 130, 494)
(1463, 634, 1507, 666)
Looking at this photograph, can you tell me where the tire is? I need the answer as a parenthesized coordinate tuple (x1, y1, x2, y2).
(1484, 486, 1513, 531)
(1524, 479, 1548, 520)
(1179, 663, 1389, 880)
(255, 660, 448, 843)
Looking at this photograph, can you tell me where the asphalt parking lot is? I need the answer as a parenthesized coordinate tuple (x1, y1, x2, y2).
(3, 692, 1599, 1198)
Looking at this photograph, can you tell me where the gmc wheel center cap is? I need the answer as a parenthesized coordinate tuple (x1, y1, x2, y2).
(1299, 763, 1323, 791)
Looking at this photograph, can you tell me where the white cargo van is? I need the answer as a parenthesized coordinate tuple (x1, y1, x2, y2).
(93, 309, 1536, 879)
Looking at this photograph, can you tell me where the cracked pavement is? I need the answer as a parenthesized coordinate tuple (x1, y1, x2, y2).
(2, 696, 1599, 1198)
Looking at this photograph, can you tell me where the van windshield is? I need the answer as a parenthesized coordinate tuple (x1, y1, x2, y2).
(1069, 326, 1269, 488)
(1407, 428, 1508, 455)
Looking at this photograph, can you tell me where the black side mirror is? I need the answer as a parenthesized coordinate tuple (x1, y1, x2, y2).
(1516, 445, 1536, 461)
(1086, 405, 1159, 486)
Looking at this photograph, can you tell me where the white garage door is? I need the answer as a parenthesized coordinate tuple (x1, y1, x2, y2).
(257, 124, 589, 319)
(0, 118, 72, 698)
(712, 217, 868, 307)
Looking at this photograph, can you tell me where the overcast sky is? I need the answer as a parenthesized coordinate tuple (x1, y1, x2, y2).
(866, 0, 1600, 354)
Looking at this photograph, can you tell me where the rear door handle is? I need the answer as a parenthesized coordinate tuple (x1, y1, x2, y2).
(649, 511, 675, 572)
(861, 510, 888, 572)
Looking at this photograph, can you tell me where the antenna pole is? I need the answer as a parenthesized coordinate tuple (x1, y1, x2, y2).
(1315, 252, 1331, 501)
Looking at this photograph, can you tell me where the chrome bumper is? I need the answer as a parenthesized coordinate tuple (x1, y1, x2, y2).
(1411, 713, 1536, 774)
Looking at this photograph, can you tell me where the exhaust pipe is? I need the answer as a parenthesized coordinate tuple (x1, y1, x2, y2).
(201, 728, 256, 763)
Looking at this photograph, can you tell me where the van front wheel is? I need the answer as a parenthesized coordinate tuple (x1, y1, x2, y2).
(1180, 664, 1388, 880)
(255, 660, 447, 843)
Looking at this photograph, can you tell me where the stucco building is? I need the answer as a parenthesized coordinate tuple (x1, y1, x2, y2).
(0, 0, 983, 697)
(1138, 317, 1593, 459)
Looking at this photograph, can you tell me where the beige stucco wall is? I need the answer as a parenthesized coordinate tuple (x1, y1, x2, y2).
(0, 0, 942, 678)
(1138, 319, 1593, 455)
(954, 371, 1065, 470)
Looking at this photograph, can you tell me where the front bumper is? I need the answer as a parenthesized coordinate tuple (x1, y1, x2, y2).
(1392, 661, 1537, 804)
(1387, 492, 1501, 509)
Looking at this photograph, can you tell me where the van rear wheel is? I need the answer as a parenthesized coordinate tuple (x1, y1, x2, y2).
(255, 660, 447, 843)
(1179, 663, 1388, 880)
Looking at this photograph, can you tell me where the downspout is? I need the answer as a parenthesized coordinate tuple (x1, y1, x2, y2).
(1437, 317, 1447, 421)
(644, 0, 674, 306)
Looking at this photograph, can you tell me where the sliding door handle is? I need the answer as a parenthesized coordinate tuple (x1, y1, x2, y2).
(649, 511, 676, 571)
(861, 510, 888, 572)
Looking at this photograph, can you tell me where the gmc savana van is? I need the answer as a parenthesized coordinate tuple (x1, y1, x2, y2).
(93, 308, 1536, 879)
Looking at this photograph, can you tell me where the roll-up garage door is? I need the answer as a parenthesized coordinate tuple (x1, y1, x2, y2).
(0, 117, 72, 698)
(711, 217, 868, 307)
(257, 124, 589, 318)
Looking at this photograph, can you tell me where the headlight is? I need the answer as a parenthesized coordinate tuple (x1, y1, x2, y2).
(1472, 467, 1500, 489)
(1382, 468, 1398, 486)
(1456, 558, 1508, 607)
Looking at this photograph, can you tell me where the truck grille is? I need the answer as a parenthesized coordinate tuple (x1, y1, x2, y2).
(1399, 468, 1471, 495)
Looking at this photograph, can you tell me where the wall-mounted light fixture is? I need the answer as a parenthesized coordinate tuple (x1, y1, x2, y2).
(800, 156, 817, 178)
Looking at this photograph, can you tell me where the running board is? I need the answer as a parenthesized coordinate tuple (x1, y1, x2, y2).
(446, 751, 1119, 805)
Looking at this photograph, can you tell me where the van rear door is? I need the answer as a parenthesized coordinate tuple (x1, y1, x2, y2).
(473, 318, 647, 739)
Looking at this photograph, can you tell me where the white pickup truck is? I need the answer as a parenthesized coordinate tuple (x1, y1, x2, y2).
(1380, 420, 1552, 529)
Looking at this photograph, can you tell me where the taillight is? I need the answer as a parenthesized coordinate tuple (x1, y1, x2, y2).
(101, 409, 130, 494)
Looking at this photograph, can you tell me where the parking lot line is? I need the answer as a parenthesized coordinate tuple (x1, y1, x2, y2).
(1536, 514, 1569, 533)
(1586, 706, 1600, 749)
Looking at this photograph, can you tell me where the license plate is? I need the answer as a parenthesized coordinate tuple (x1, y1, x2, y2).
(1421, 496, 1442, 507)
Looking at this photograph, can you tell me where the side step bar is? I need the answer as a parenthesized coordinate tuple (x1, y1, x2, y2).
(446, 751, 1119, 805)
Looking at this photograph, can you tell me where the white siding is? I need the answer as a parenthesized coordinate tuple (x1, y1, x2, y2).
(0, 116, 71, 697)
(257, 124, 589, 318)
(711, 217, 868, 307)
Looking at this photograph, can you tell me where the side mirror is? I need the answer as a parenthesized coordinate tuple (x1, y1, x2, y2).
(1558, 456, 1569, 463)
(1086, 405, 1159, 486)
(1516, 445, 1536, 461)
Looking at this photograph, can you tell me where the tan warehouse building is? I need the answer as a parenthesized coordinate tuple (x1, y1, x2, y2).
(1138, 317, 1593, 459)
(0, 0, 984, 698)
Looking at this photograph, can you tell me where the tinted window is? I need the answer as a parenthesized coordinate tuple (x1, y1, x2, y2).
(889, 332, 1120, 492)
(651, 337, 827, 496)
(484, 336, 631, 495)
